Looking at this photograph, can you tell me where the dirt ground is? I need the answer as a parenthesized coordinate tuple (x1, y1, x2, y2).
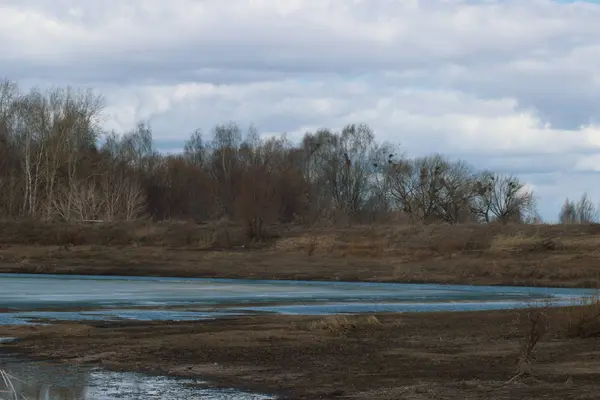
(0, 221, 600, 288)
(1, 308, 600, 400)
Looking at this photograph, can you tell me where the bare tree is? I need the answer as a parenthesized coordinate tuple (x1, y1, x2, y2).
(209, 122, 243, 218)
(9, 85, 104, 220)
(183, 128, 206, 166)
(310, 124, 378, 221)
(362, 143, 399, 220)
(471, 172, 536, 223)
(0, 80, 21, 216)
(575, 193, 598, 223)
(120, 122, 157, 170)
(386, 155, 452, 222)
(121, 178, 147, 220)
(15, 89, 47, 217)
(299, 129, 335, 222)
(0, 80, 18, 139)
(235, 164, 280, 239)
(42, 87, 102, 219)
(61, 87, 105, 217)
(100, 165, 146, 221)
(54, 178, 104, 221)
(559, 193, 598, 224)
(559, 199, 578, 224)
(431, 159, 477, 223)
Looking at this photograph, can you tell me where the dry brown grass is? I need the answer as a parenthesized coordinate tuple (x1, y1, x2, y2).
(490, 233, 545, 252)
(276, 223, 600, 266)
(1, 220, 600, 288)
(2, 220, 599, 256)
(305, 315, 382, 333)
(561, 294, 600, 338)
(275, 234, 337, 254)
(490, 232, 600, 254)
(277, 223, 503, 259)
(0, 219, 251, 248)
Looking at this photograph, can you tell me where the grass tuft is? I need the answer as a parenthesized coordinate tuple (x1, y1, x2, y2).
(306, 315, 382, 334)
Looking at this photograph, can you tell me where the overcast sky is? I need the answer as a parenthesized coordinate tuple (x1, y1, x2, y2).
(3, 0, 600, 221)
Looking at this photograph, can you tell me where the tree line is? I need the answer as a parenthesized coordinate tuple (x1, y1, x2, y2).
(0, 79, 543, 236)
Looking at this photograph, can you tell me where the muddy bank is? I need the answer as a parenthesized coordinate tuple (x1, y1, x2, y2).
(1, 309, 600, 399)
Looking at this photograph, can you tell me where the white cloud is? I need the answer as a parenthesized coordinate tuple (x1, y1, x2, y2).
(3, 0, 600, 220)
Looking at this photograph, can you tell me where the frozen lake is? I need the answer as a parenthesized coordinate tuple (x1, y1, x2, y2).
(0, 273, 592, 324)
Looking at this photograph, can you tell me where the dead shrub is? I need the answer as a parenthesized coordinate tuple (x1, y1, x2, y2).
(210, 217, 248, 248)
(518, 308, 548, 364)
(509, 306, 549, 382)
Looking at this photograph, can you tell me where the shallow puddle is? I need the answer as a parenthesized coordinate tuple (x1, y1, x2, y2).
(0, 356, 275, 400)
